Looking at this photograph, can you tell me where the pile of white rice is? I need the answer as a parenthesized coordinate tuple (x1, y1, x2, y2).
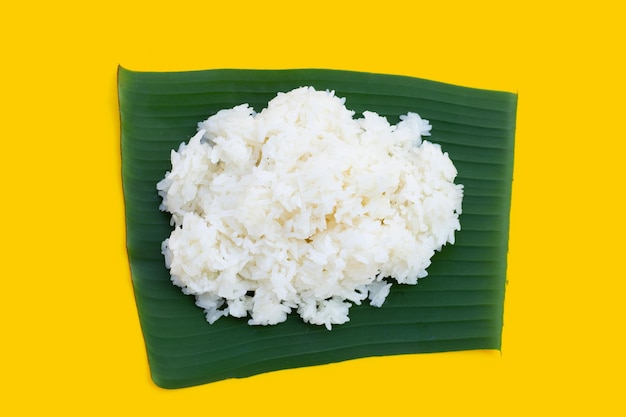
(157, 86, 463, 330)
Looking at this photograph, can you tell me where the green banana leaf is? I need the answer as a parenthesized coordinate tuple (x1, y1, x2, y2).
(118, 67, 517, 389)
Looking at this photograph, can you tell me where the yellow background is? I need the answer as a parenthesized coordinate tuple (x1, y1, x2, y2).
(2, 0, 624, 415)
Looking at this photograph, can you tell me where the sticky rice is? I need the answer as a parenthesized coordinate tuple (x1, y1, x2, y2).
(157, 86, 463, 330)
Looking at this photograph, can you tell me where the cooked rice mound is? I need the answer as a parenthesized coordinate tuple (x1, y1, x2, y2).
(157, 87, 463, 330)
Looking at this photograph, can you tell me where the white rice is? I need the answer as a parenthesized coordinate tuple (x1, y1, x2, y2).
(157, 86, 463, 330)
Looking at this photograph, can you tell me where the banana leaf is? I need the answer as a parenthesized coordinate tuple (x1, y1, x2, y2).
(118, 67, 517, 389)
